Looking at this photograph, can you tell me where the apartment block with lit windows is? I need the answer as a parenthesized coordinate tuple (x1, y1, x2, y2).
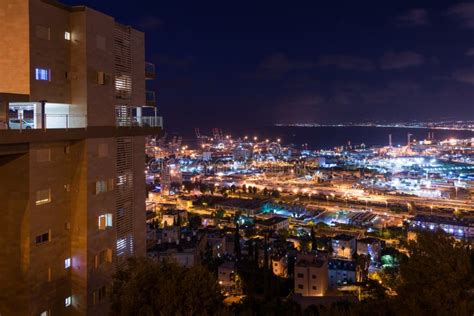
(0, 0, 160, 315)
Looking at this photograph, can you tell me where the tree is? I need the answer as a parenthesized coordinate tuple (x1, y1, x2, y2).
(182, 181, 195, 193)
(310, 226, 316, 251)
(215, 208, 225, 219)
(110, 258, 223, 315)
(199, 182, 208, 194)
(395, 230, 474, 315)
(209, 183, 216, 195)
(188, 214, 202, 229)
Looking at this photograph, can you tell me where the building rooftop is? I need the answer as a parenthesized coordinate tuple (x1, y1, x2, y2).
(333, 234, 356, 241)
(216, 198, 266, 210)
(257, 216, 288, 227)
(296, 255, 326, 268)
(412, 214, 474, 228)
(357, 237, 381, 244)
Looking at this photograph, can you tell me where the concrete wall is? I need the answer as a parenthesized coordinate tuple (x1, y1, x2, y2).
(29, 0, 72, 103)
(84, 8, 115, 127)
(133, 135, 146, 257)
(131, 29, 146, 107)
(0, 153, 30, 315)
(85, 137, 117, 315)
(0, 0, 30, 95)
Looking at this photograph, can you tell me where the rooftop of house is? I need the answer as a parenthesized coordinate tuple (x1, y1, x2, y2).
(333, 234, 356, 242)
(296, 257, 326, 268)
(357, 237, 381, 244)
(257, 216, 288, 227)
(163, 209, 187, 216)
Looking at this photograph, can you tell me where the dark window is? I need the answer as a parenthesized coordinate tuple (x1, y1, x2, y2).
(297, 284, 303, 289)
(297, 273, 304, 278)
(35, 232, 49, 244)
(312, 286, 317, 290)
(98, 286, 107, 301)
(312, 275, 317, 279)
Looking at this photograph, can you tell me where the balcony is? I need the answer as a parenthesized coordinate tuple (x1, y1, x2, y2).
(116, 106, 162, 128)
(146, 91, 156, 107)
(7, 102, 87, 129)
(116, 115, 163, 128)
(145, 62, 156, 80)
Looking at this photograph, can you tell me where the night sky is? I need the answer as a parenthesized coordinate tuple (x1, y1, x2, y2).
(62, 0, 474, 130)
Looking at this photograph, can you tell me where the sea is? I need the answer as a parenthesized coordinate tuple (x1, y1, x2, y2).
(169, 126, 474, 150)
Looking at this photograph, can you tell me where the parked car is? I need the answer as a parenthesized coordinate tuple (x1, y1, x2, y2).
(8, 119, 34, 129)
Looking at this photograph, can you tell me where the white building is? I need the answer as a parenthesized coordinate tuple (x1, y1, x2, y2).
(294, 254, 328, 297)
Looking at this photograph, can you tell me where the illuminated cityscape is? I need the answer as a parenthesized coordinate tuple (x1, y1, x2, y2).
(1, 0, 474, 315)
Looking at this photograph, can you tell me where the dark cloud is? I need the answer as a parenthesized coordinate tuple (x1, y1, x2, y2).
(448, 2, 474, 29)
(318, 54, 375, 71)
(396, 9, 428, 26)
(259, 53, 316, 72)
(138, 16, 163, 30)
(273, 94, 325, 124)
(467, 48, 474, 56)
(380, 51, 424, 70)
(453, 69, 474, 85)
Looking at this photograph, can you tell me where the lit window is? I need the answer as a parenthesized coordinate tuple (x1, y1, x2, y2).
(64, 32, 71, 40)
(95, 180, 107, 194)
(64, 257, 71, 269)
(65, 296, 72, 307)
(35, 68, 50, 81)
(98, 214, 113, 230)
(40, 311, 49, 316)
(36, 188, 51, 205)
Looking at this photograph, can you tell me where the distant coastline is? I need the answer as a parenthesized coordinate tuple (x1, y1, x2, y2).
(274, 122, 474, 132)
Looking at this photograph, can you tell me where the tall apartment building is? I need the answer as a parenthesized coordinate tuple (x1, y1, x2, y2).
(0, 0, 161, 315)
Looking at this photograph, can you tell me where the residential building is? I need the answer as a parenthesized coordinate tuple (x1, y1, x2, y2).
(357, 237, 382, 263)
(149, 234, 207, 268)
(161, 209, 188, 227)
(218, 261, 236, 291)
(271, 255, 288, 278)
(0, 0, 161, 315)
(294, 254, 328, 297)
(328, 259, 364, 288)
(256, 216, 289, 231)
(409, 214, 474, 239)
(331, 234, 356, 259)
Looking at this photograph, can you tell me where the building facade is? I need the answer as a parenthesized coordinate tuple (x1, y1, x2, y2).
(294, 254, 328, 297)
(0, 0, 161, 315)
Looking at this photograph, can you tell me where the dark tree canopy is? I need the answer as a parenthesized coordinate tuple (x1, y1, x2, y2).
(110, 258, 223, 316)
(394, 230, 474, 315)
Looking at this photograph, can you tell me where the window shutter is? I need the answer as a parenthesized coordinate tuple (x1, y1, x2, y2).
(107, 178, 114, 191)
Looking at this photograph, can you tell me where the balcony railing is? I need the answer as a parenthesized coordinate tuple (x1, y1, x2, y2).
(116, 114, 163, 128)
(146, 90, 156, 107)
(2, 114, 87, 131)
(145, 62, 156, 80)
